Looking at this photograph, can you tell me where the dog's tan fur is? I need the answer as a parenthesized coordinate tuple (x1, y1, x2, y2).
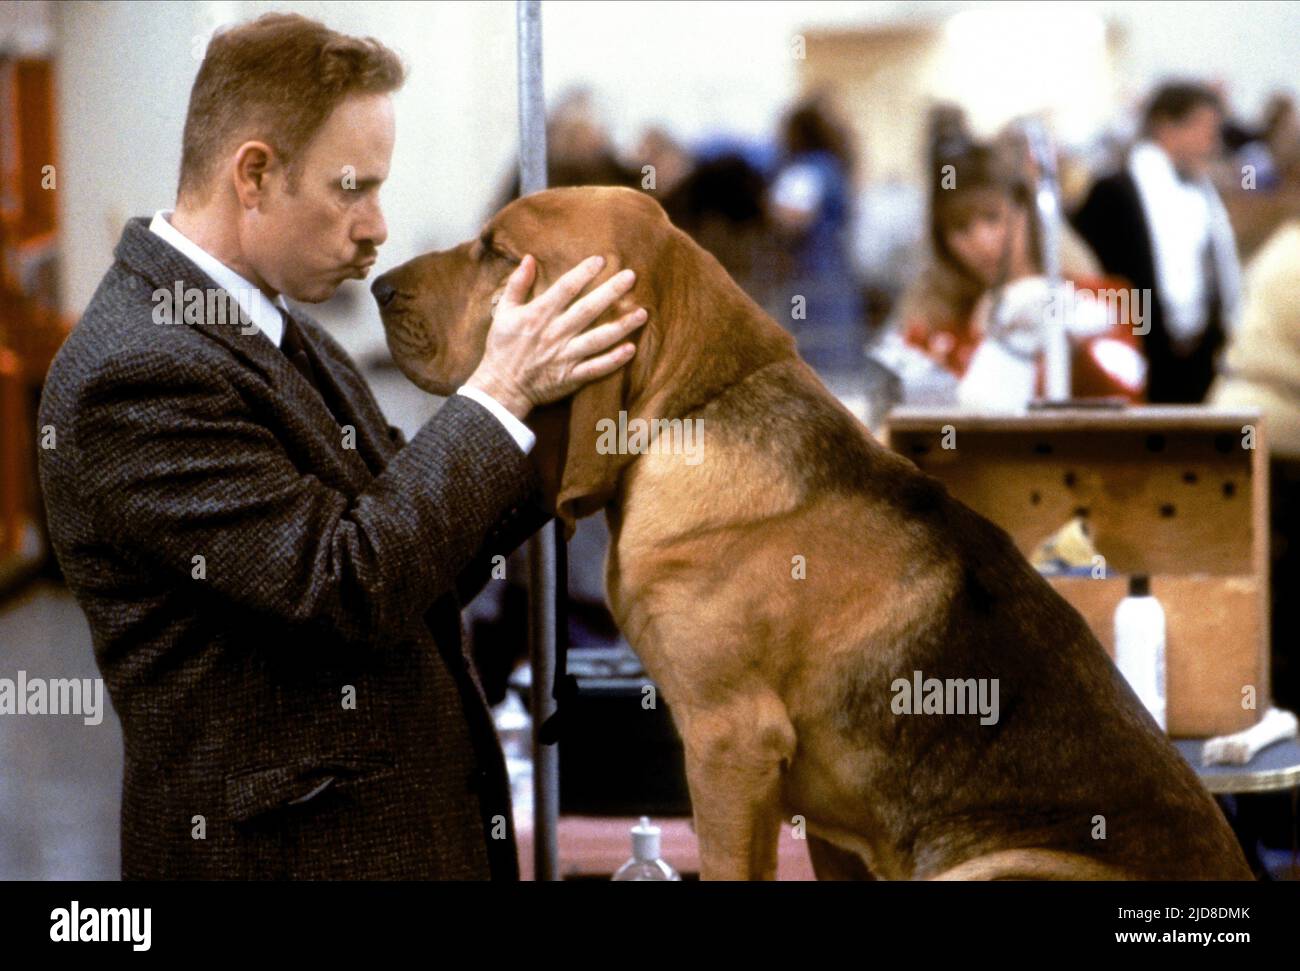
(375, 186, 1253, 881)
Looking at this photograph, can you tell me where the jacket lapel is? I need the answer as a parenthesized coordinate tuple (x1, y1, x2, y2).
(113, 217, 380, 487)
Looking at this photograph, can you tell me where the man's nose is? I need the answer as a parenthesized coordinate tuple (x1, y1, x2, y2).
(371, 273, 398, 308)
(369, 209, 389, 249)
(356, 200, 389, 250)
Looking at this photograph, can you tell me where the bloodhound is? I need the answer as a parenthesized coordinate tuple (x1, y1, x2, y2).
(373, 186, 1252, 881)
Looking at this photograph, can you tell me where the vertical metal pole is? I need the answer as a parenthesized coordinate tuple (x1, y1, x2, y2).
(1022, 117, 1070, 401)
(517, 0, 559, 882)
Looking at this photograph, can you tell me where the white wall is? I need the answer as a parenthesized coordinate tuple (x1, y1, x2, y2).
(54, 0, 203, 316)
(51, 0, 1300, 358)
(0, 0, 54, 53)
(1100, 0, 1300, 117)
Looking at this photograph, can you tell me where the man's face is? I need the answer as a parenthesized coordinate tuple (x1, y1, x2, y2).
(1160, 104, 1223, 178)
(241, 93, 394, 302)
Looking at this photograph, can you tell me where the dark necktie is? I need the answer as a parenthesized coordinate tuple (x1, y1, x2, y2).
(278, 309, 323, 393)
(278, 308, 347, 426)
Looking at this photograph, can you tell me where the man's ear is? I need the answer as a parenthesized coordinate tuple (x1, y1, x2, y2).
(232, 140, 275, 208)
(526, 250, 652, 540)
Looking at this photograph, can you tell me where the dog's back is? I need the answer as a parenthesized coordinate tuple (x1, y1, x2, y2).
(758, 362, 1252, 879)
(861, 499, 1249, 878)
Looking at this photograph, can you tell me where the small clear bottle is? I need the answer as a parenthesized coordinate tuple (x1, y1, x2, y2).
(612, 816, 682, 881)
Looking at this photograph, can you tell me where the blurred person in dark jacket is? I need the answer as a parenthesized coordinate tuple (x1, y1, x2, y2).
(1072, 82, 1241, 403)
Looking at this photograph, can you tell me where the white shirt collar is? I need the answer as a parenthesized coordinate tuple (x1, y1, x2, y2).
(148, 209, 289, 346)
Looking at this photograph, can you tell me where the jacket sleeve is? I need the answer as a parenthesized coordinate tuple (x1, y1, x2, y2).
(1070, 178, 1116, 273)
(454, 501, 553, 606)
(74, 348, 542, 650)
(384, 414, 553, 605)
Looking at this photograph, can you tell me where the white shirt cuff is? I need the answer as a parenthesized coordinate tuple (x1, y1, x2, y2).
(455, 385, 536, 455)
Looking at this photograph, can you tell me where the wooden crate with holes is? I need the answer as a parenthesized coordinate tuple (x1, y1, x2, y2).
(883, 406, 1269, 738)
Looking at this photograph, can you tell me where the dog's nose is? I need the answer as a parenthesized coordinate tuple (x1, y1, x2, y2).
(371, 274, 398, 308)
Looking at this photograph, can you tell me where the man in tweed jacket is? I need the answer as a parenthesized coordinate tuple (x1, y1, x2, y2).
(36, 14, 643, 879)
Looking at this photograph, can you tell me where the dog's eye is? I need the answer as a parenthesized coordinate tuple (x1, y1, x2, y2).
(487, 244, 520, 266)
(478, 230, 520, 266)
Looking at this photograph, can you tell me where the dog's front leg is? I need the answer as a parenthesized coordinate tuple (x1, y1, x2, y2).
(679, 695, 796, 880)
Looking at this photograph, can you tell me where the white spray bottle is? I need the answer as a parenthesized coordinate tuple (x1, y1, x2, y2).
(1113, 574, 1167, 731)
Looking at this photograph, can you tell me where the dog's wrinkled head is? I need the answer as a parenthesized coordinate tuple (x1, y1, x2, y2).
(372, 185, 668, 396)
(372, 184, 793, 534)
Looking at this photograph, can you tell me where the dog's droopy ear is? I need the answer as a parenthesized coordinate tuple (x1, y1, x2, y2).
(529, 249, 655, 540)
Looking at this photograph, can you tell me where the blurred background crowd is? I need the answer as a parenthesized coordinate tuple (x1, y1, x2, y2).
(486, 79, 1300, 424)
(7, 2, 1300, 436)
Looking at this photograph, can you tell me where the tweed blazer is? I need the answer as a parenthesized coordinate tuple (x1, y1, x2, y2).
(37, 217, 550, 879)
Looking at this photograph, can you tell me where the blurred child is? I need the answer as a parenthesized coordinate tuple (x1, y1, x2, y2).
(871, 143, 1147, 410)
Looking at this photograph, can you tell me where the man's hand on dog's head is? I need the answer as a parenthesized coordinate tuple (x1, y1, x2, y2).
(464, 254, 647, 420)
